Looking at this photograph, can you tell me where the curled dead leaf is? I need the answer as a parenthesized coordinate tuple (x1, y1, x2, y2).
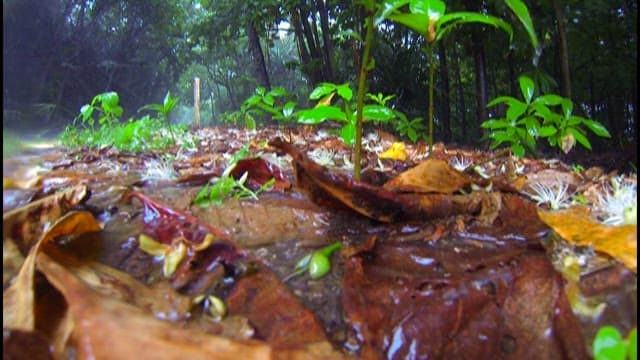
(383, 159, 472, 194)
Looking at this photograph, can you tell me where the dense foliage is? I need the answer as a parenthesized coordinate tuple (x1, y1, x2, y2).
(3, 0, 636, 154)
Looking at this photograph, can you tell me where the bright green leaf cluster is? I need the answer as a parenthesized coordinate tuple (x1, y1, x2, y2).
(295, 82, 397, 146)
(593, 326, 637, 360)
(482, 76, 611, 158)
(60, 91, 186, 153)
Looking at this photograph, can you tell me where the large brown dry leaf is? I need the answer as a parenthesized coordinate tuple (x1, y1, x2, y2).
(270, 138, 481, 222)
(382, 159, 472, 194)
(35, 252, 273, 360)
(3, 210, 100, 331)
(537, 206, 637, 272)
(342, 242, 588, 359)
(2, 184, 89, 256)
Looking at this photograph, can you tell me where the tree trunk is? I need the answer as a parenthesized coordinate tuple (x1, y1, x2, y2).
(470, 31, 489, 145)
(316, 0, 335, 81)
(552, 0, 571, 98)
(246, 22, 271, 91)
(438, 42, 451, 143)
(452, 44, 466, 144)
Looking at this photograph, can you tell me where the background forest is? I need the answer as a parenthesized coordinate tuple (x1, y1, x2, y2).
(3, 0, 637, 159)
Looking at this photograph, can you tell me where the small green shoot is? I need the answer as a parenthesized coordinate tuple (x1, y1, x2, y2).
(285, 241, 342, 281)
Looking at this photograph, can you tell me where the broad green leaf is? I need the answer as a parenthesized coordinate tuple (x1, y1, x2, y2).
(581, 118, 612, 137)
(481, 119, 510, 129)
(283, 101, 296, 117)
(388, 13, 430, 36)
(80, 105, 93, 122)
(512, 143, 525, 158)
(362, 105, 394, 122)
(437, 13, 513, 43)
(518, 76, 535, 103)
(505, 0, 540, 53)
(269, 87, 287, 97)
(490, 131, 513, 143)
(506, 100, 527, 121)
(487, 95, 519, 108)
(336, 83, 353, 101)
(296, 106, 347, 124)
(263, 94, 275, 106)
(560, 98, 573, 119)
(593, 327, 626, 360)
(567, 127, 591, 150)
(255, 86, 266, 96)
(530, 102, 552, 119)
(341, 122, 356, 146)
(377, 0, 409, 24)
(536, 94, 564, 106)
(99, 92, 120, 108)
(309, 83, 337, 100)
(538, 126, 557, 137)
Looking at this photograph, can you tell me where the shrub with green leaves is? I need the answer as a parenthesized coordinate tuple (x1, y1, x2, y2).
(481, 75, 611, 158)
(295, 82, 396, 146)
(60, 91, 186, 152)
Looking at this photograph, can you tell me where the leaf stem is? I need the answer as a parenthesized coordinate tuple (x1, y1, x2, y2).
(354, 10, 375, 180)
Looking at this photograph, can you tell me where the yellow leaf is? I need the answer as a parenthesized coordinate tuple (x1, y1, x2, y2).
(537, 206, 637, 272)
(163, 241, 187, 277)
(379, 142, 406, 161)
(138, 233, 170, 257)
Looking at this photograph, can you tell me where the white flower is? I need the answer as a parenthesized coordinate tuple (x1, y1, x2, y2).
(524, 181, 572, 210)
(307, 147, 336, 166)
(141, 155, 177, 181)
(449, 156, 472, 172)
(595, 176, 637, 225)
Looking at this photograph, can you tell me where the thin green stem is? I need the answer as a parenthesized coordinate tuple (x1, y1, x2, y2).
(427, 43, 435, 158)
(354, 11, 375, 180)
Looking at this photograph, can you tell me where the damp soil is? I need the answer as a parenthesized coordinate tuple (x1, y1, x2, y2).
(3, 125, 637, 359)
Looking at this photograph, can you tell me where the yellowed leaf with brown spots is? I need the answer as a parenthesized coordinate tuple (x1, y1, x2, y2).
(537, 206, 637, 272)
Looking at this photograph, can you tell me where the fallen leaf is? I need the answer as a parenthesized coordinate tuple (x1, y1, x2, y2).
(378, 142, 406, 161)
(383, 159, 472, 194)
(537, 206, 637, 271)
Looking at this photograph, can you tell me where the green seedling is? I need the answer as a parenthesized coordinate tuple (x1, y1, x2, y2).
(482, 75, 611, 158)
(193, 144, 275, 207)
(286, 241, 342, 281)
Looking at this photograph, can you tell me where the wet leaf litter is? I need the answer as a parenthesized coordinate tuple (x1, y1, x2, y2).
(3, 126, 636, 359)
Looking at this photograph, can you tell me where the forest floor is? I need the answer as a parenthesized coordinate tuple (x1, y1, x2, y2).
(3, 125, 637, 359)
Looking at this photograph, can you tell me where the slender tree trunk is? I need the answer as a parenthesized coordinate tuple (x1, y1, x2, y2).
(246, 22, 271, 91)
(470, 31, 489, 145)
(316, 0, 335, 81)
(453, 44, 466, 144)
(552, 0, 571, 99)
(438, 42, 451, 143)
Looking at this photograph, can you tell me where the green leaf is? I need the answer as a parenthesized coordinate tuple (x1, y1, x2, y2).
(538, 126, 557, 137)
(437, 13, 513, 43)
(362, 105, 394, 122)
(282, 101, 297, 118)
(263, 94, 275, 106)
(309, 83, 336, 100)
(593, 326, 626, 360)
(581, 118, 612, 138)
(487, 95, 519, 108)
(296, 106, 347, 124)
(269, 87, 287, 97)
(567, 127, 592, 150)
(336, 83, 353, 101)
(512, 143, 525, 158)
(536, 94, 564, 106)
(504, 0, 540, 53)
(518, 76, 535, 104)
(341, 122, 356, 146)
(560, 98, 573, 119)
(628, 328, 637, 360)
(410, 0, 446, 19)
(506, 100, 528, 122)
(388, 13, 430, 36)
(481, 119, 510, 129)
